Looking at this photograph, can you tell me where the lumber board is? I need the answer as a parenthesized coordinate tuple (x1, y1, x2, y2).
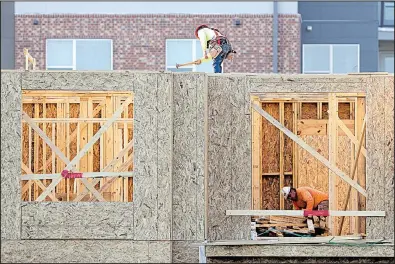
(279, 102, 285, 210)
(251, 96, 262, 210)
(337, 117, 367, 157)
(251, 103, 367, 197)
(328, 94, 338, 234)
(1, 72, 22, 239)
(226, 210, 385, 217)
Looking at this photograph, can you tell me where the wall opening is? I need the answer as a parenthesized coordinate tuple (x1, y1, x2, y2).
(21, 91, 134, 202)
(251, 92, 367, 237)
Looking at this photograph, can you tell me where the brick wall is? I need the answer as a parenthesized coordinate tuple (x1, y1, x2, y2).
(15, 14, 301, 73)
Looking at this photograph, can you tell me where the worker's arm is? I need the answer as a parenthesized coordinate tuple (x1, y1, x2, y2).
(292, 203, 300, 210)
(197, 30, 208, 58)
(300, 189, 314, 211)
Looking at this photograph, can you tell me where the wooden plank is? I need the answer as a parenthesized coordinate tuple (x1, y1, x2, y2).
(292, 103, 298, 188)
(328, 94, 338, 234)
(33, 103, 40, 200)
(251, 96, 262, 209)
(338, 119, 366, 235)
(355, 98, 366, 234)
(35, 96, 133, 201)
(279, 102, 284, 210)
(251, 103, 367, 197)
(78, 100, 88, 196)
(65, 101, 70, 201)
(226, 210, 385, 217)
(337, 117, 367, 157)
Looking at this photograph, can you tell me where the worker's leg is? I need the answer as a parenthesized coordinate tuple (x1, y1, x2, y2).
(317, 200, 329, 227)
(212, 55, 225, 73)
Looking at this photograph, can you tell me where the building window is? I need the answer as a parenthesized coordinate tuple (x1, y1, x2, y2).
(381, 2, 394, 27)
(379, 52, 394, 73)
(302, 44, 360, 74)
(46, 39, 113, 70)
(165, 39, 214, 73)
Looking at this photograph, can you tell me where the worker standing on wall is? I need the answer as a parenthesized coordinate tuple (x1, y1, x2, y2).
(281, 187, 329, 218)
(176, 25, 236, 73)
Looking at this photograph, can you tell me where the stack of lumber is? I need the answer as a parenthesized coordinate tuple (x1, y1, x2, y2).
(252, 215, 329, 237)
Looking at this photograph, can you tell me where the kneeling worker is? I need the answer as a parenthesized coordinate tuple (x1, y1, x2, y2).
(281, 186, 329, 214)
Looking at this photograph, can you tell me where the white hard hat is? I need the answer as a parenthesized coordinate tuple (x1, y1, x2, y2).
(281, 187, 291, 200)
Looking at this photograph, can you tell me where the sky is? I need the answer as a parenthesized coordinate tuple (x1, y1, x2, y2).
(15, 2, 298, 14)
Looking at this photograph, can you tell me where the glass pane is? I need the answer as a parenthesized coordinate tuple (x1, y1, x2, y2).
(166, 67, 193, 72)
(303, 45, 330, 72)
(166, 40, 193, 67)
(195, 40, 214, 73)
(46, 39, 73, 67)
(76, 40, 112, 70)
(384, 56, 394, 73)
(383, 2, 395, 26)
(333, 45, 359, 74)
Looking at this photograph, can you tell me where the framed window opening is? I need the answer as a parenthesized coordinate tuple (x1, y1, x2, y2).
(380, 1, 395, 27)
(302, 44, 360, 74)
(46, 39, 113, 71)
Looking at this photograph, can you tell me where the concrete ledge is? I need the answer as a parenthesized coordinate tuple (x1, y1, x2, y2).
(205, 244, 394, 258)
(1, 240, 171, 263)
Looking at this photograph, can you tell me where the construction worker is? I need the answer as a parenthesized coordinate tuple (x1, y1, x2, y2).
(281, 186, 329, 216)
(194, 24, 236, 73)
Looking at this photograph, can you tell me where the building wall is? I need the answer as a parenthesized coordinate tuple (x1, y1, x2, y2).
(1, 2, 15, 69)
(14, 2, 298, 15)
(299, 1, 379, 72)
(14, 14, 301, 73)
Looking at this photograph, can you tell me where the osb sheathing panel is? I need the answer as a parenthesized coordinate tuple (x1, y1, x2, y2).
(1, 240, 172, 263)
(366, 76, 386, 239)
(133, 73, 172, 240)
(384, 76, 394, 239)
(21, 203, 134, 239)
(205, 244, 394, 258)
(207, 75, 250, 241)
(18, 71, 173, 241)
(172, 73, 205, 241)
(1, 71, 21, 239)
(172, 241, 201, 263)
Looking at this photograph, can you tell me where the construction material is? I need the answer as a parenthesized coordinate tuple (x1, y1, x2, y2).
(23, 48, 36, 71)
(227, 210, 386, 217)
(251, 102, 367, 197)
(21, 92, 134, 202)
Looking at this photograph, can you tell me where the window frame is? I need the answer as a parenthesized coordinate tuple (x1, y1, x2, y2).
(302, 44, 360, 74)
(46, 39, 113, 70)
(165, 38, 216, 73)
(379, 51, 395, 73)
(381, 1, 395, 27)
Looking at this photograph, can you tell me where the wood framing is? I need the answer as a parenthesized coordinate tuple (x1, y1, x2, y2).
(21, 92, 134, 202)
(226, 210, 386, 217)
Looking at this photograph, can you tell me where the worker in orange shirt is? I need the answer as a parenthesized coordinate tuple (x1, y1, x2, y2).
(281, 187, 329, 218)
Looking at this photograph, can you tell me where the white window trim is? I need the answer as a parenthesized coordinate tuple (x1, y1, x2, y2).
(46, 39, 113, 70)
(302, 44, 360, 74)
(165, 39, 216, 73)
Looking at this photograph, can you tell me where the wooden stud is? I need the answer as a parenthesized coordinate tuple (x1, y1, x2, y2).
(33, 103, 40, 200)
(328, 93, 338, 235)
(65, 101, 70, 201)
(337, 117, 367, 157)
(78, 100, 88, 196)
(279, 102, 285, 210)
(292, 103, 298, 189)
(251, 96, 262, 209)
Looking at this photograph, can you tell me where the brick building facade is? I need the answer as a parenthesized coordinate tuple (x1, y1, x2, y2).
(15, 14, 301, 73)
